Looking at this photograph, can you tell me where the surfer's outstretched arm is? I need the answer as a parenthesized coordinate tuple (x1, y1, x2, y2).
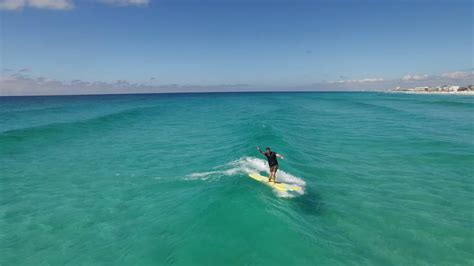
(256, 146, 265, 156)
(276, 154, 284, 159)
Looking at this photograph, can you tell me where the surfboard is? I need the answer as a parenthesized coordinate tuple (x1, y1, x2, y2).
(248, 173, 303, 193)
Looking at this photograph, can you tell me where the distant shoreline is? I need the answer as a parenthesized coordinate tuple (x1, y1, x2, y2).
(389, 91, 474, 96)
(390, 85, 474, 95)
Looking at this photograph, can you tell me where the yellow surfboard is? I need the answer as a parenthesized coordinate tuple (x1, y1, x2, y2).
(248, 173, 302, 193)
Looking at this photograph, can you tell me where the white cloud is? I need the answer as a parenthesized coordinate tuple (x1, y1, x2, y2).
(18, 67, 31, 72)
(0, 0, 24, 9)
(441, 71, 470, 79)
(330, 78, 384, 84)
(29, 0, 72, 9)
(100, 0, 149, 6)
(0, 0, 73, 10)
(357, 78, 384, 83)
(401, 74, 428, 81)
(0, 0, 150, 10)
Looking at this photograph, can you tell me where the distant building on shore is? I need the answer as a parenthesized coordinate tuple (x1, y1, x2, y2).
(392, 85, 473, 93)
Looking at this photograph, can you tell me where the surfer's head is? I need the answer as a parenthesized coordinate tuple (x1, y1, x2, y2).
(266, 147, 271, 152)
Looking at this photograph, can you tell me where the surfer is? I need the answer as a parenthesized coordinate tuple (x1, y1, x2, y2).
(257, 146, 284, 182)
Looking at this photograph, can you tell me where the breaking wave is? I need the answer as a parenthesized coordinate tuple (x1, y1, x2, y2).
(186, 156, 306, 198)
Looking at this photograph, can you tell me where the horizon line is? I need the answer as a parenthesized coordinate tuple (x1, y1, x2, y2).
(0, 89, 382, 98)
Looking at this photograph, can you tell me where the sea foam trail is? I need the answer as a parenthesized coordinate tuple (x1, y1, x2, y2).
(186, 157, 306, 198)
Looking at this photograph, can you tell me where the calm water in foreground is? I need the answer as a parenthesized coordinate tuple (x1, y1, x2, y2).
(1, 92, 473, 265)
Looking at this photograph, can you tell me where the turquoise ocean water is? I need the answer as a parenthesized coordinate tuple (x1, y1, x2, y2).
(1, 92, 473, 265)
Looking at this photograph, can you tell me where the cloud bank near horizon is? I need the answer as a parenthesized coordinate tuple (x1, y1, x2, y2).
(0, 70, 252, 96)
(0, 0, 73, 10)
(100, 0, 149, 7)
(1, 69, 472, 96)
(0, 0, 148, 10)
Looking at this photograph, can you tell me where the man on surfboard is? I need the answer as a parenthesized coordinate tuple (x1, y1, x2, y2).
(257, 146, 284, 182)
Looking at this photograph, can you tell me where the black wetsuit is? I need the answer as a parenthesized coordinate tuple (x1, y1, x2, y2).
(265, 152, 278, 168)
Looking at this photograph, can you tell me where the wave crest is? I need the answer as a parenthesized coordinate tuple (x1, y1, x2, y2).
(186, 157, 305, 197)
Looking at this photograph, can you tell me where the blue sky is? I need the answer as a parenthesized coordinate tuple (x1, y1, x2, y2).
(0, 0, 472, 95)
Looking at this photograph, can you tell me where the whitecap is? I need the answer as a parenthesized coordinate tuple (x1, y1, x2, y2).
(185, 157, 306, 198)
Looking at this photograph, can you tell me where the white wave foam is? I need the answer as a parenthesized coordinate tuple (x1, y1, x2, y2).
(185, 157, 306, 198)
